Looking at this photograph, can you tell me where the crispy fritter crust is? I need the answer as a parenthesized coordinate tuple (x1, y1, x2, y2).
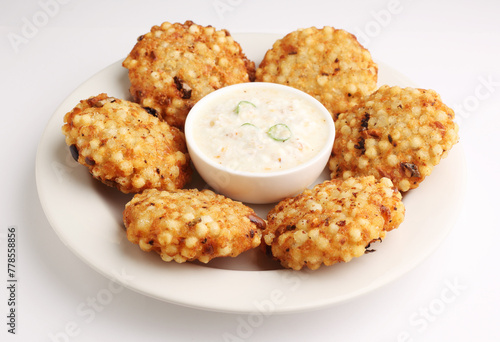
(255, 26, 378, 117)
(329, 85, 459, 192)
(124, 189, 266, 263)
(62, 93, 191, 193)
(122, 20, 256, 129)
(262, 176, 405, 270)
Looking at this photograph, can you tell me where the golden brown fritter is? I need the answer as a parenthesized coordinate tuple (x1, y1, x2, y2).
(329, 85, 459, 192)
(255, 26, 378, 117)
(62, 93, 191, 193)
(124, 188, 266, 263)
(262, 176, 405, 270)
(122, 20, 256, 129)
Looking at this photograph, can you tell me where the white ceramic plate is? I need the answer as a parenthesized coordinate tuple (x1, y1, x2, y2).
(36, 33, 466, 314)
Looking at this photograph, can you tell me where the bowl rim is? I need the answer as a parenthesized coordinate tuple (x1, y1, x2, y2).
(184, 82, 336, 179)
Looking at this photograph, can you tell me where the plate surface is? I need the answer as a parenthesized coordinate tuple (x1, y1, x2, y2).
(36, 33, 466, 313)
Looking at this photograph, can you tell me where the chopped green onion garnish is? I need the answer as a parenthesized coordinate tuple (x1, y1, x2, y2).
(267, 123, 292, 142)
(241, 122, 257, 128)
(234, 101, 256, 114)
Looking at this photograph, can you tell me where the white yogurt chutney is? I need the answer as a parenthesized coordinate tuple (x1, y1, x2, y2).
(192, 85, 331, 173)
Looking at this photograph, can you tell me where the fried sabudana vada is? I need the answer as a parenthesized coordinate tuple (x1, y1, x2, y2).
(124, 189, 266, 264)
(329, 85, 459, 192)
(256, 26, 378, 117)
(262, 176, 404, 270)
(123, 20, 256, 129)
(62, 93, 191, 193)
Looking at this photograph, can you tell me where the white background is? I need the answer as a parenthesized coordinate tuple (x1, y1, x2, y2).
(1, 0, 500, 341)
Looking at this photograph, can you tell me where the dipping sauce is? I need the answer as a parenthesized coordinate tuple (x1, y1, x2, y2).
(192, 85, 331, 173)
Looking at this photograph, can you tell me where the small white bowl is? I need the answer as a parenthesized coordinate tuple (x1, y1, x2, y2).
(184, 82, 335, 204)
